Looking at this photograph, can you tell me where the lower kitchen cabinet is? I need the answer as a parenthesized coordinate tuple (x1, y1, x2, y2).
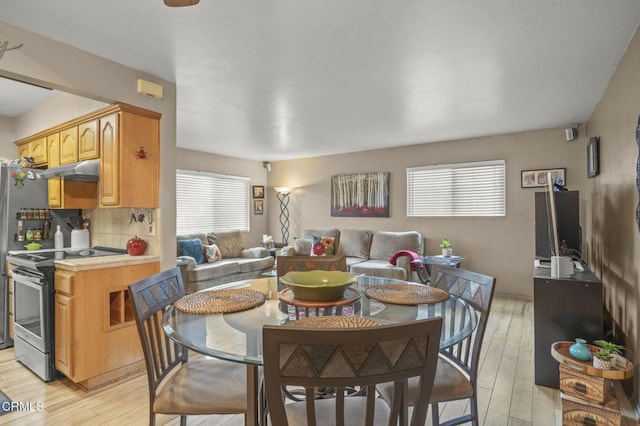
(54, 261, 160, 389)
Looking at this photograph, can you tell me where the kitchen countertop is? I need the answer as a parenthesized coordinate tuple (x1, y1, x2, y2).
(54, 254, 161, 272)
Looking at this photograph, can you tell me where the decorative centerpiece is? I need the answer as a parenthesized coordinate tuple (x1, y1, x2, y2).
(280, 270, 359, 302)
(592, 340, 625, 369)
(440, 238, 454, 257)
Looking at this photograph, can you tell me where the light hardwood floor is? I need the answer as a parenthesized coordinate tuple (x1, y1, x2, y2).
(0, 296, 637, 425)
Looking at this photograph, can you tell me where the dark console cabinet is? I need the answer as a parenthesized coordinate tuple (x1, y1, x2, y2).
(533, 268, 603, 388)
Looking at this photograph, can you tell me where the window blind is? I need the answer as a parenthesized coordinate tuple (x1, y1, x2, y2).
(176, 170, 250, 234)
(407, 160, 505, 217)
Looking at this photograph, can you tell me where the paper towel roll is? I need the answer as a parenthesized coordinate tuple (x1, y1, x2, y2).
(71, 230, 90, 249)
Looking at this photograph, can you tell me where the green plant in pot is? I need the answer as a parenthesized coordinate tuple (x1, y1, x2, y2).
(592, 340, 624, 369)
(440, 238, 454, 257)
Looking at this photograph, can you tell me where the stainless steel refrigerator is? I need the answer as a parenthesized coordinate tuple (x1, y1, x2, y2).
(0, 164, 51, 349)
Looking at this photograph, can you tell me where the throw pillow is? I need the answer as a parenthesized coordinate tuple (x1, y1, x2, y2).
(203, 243, 222, 263)
(310, 236, 335, 256)
(177, 239, 205, 264)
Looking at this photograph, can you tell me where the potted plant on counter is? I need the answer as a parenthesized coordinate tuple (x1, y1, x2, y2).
(592, 340, 625, 369)
(440, 238, 454, 257)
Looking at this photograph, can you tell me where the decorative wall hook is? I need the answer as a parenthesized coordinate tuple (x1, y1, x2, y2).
(135, 147, 147, 159)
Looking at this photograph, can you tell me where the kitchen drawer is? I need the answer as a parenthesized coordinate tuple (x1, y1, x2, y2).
(55, 271, 75, 295)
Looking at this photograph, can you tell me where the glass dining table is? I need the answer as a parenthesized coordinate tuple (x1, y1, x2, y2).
(162, 275, 478, 426)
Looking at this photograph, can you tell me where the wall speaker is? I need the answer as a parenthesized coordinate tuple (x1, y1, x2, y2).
(565, 127, 578, 141)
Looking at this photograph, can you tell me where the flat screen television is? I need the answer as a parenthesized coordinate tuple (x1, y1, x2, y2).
(535, 190, 581, 261)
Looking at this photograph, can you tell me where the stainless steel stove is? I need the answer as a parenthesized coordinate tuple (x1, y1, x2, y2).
(7, 246, 127, 381)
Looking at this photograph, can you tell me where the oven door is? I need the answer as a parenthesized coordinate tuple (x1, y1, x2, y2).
(12, 267, 46, 353)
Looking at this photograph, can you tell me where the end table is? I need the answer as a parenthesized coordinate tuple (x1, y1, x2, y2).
(413, 255, 464, 284)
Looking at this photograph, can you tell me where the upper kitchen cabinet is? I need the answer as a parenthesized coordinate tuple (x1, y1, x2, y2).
(78, 119, 99, 160)
(14, 102, 160, 209)
(46, 132, 97, 210)
(14, 137, 47, 166)
(60, 127, 79, 165)
(99, 104, 160, 208)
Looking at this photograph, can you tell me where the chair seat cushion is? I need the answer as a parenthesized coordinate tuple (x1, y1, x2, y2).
(153, 358, 247, 415)
(283, 396, 391, 426)
(377, 356, 473, 406)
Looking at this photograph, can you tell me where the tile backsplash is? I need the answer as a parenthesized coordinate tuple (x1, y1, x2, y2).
(83, 208, 159, 255)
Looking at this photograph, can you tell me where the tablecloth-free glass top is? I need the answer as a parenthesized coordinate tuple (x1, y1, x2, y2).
(162, 275, 477, 366)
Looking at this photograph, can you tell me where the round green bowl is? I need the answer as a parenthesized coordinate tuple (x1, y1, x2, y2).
(280, 270, 359, 302)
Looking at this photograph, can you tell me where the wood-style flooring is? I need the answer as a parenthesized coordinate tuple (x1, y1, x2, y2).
(0, 296, 637, 425)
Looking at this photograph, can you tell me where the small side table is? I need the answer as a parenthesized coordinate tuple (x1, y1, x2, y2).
(552, 341, 633, 426)
(413, 255, 464, 284)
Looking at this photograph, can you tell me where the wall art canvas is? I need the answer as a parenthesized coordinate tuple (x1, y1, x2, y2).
(331, 172, 389, 217)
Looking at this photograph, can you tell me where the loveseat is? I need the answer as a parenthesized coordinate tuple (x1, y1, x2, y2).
(177, 230, 274, 293)
(280, 228, 424, 281)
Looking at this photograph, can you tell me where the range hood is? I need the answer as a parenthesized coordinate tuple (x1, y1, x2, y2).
(38, 160, 99, 181)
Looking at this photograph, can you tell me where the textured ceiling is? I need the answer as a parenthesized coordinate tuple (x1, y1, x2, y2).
(1, 1, 639, 161)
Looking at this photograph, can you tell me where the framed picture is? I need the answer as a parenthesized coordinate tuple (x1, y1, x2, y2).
(252, 185, 264, 198)
(253, 199, 264, 215)
(521, 168, 566, 188)
(587, 137, 600, 178)
(330, 172, 389, 217)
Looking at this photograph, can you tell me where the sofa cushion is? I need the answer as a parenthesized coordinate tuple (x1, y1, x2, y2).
(237, 257, 275, 273)
(176, 233, 208, 256)
(204, 244, 222, 263)
(310, 236, 335, 256)
(188, 260, 241, 282)
(349, 260, 407, 280)
(338, 229, 373, 259)
(293, 239, 312, 256)
(177, 239, 205, 264)
(302, 228, 341, 253)
(207, 230, 244, 258)
(369, 231, 422, 261)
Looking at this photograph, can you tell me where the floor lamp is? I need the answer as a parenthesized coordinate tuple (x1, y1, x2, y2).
(274, 187, 292, 245)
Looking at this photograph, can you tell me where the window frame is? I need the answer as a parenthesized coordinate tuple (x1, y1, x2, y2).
(176, 169, 251, 234)
(406, 159, 506, 217)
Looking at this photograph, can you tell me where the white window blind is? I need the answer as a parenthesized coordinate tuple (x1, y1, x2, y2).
(407, 160, 505, 217)
(176, 170, 250, 233)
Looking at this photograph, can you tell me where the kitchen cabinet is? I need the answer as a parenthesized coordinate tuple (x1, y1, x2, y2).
(31, 137, 48, 166)
(14, 102, 160, 209)
(99, 105, 160, 208)
(54, 261, 160, 389)
(16, 142, 30, 160)
(60, 127, 79, 165)
(46, 132, 97, 209)
(78, 119, 99, 160)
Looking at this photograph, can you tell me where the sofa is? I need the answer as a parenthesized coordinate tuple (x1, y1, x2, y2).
(177, 230, 275, 293)
(280, 228, 424, 281)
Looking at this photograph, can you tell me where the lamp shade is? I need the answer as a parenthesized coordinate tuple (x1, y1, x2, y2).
(274, 186, 292, 194)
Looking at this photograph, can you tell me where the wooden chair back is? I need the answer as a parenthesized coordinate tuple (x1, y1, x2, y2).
(128, 268, 188, 409)
(263, 318, 442, 426)
(428, 264, 496, 379)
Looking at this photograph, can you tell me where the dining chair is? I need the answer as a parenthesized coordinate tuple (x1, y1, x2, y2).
(378, 264, 496, 426)
(128, 267, 249, 426)
(262, 317, 443, 426)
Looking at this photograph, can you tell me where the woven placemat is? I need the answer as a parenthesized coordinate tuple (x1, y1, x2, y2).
(365, 283, 449, 305)
(285, 316, 379, 328)
(174, 288, 265, 314)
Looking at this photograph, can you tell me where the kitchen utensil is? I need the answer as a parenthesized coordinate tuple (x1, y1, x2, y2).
(24, 242, 43, 250)
(66, 222, 75, 231)
(70, 215, 83, 230)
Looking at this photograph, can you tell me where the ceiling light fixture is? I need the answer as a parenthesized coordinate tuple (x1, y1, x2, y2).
(163, 0, 199, 6)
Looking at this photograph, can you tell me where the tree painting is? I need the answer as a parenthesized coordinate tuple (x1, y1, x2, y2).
(331, 172, 389, 217)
